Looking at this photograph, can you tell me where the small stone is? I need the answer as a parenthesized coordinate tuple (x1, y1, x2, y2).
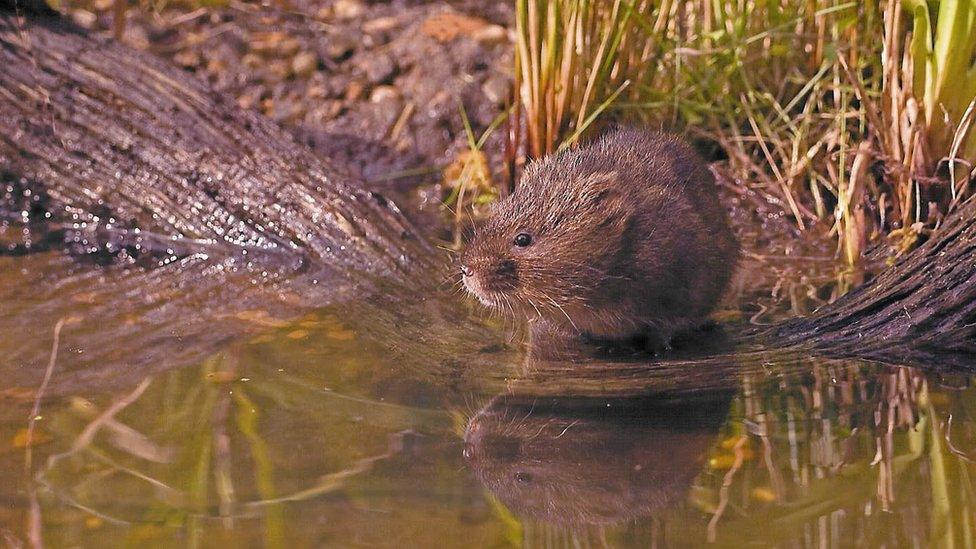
(207, 55, 227, 74)
(174, 49, 201, 69)
(472, 24, 509, 45)
(250, 31, 286, 55)
(70, 10, 97, 29)
(92, 0, 113, 11)
(242, 53, 263, 69)
(362, 53, 396, 84)
(307, 72, 344, 99)
(363, 16, 399, 34)
(370, 85, 401, 104)
(307, 84, 328, 99)
(292, 51, 318, 77)
(371, 98, 403, 133)
(325, 32, 357, 60)
(278, 38, 301, 57)
(333, 0, 365, 20)
(326, 100, 345, 119)
(237, 87, 264, 110)
(125, 23, 150, 50)
(314, 6, 333, 20)
(265, 59, 292, 82)
(272, 99, 304, 123)
(345, 79, 367, 102)
(306, 100, 344, 124)
(482, 75, 510, 105)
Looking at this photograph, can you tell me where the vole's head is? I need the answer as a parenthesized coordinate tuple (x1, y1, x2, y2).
(460, 155, 632, 323)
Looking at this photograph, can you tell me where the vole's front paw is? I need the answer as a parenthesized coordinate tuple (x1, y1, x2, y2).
(630, 331, 673, 356)
(645, 338, 673, 357)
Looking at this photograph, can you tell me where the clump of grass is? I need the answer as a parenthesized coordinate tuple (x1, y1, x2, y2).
(870, 0, 976, 250)
(507, 0, 976, 266)
(509, 0, 665, 160)
(442, 106, 508, 247)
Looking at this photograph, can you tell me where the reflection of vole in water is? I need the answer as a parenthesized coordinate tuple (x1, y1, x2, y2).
(463, 394, 729, 526)
(461, 128, 739, 350)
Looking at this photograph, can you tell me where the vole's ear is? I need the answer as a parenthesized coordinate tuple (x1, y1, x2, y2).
(575, 171, 633, 233)
(577, 171, 620, 205)
(580, 172, 633, 218)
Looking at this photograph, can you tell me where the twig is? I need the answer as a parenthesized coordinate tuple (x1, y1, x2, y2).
(24, 318, 65, 549)
(707, 436, 747, 542)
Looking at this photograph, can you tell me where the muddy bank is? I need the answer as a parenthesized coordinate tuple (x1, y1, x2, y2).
(62, 0, 513, 190)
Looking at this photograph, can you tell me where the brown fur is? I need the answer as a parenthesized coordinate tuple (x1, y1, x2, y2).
(461, 128, 739, 346)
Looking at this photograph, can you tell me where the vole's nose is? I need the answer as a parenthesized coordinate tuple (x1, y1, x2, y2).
(460, 264, 473, 277)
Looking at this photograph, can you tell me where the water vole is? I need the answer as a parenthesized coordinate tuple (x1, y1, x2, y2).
(460, 128, 739, 349)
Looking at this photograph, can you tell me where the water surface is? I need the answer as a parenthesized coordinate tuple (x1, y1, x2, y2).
(2, 252, 975, 548)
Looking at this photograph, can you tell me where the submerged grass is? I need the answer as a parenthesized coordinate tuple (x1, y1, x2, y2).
(507, 0, 976, 265)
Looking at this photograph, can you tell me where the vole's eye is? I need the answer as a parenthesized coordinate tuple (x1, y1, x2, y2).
(513, 233, 533, 247)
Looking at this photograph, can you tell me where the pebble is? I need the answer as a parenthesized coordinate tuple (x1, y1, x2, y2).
(325, 32, 358, 60)
(345, 79, 367, 102)
(242, 53, 263, 69)
(125, 23, 150, 50)
(362, 53, 396, 84)
(71, 9, 97, 29)
(306, 84, 328, 99)
(278, 38, 302, 58)
(371, 95, 404, 131)
(250, 31, 286, 54)
(363, 16, 399, 34)
(333, 0, 365, 20)
(265, 59, 291, 82)
(174, 49, 201, 68)
(314, 6, 333, 20)
(473, 25, 509, 45)
(292, 51, 318, 77)
(370, 85, 401, 104)
(237, 86, 264, 110)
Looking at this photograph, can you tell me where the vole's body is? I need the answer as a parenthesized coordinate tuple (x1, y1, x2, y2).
(461, 128, 739, 349)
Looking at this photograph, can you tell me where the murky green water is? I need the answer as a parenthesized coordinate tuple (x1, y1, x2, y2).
(2, 253, 975, 548)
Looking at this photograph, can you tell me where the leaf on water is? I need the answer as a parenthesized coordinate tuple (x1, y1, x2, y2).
(230, 310, 289, 328)
(71, 291, 99, 304)
(317, 314, 357, 340)
(0, 387, 37, 401)
(708, 454, 737, 470)
(688, 485, 719, 513)
(12, 428, 52, 449)
(206, 371, 238, 383)
(327, 329, 356, 341)
(287, 329, 309, 340)
(719, 435, 752, 451)
(709, 448, 756, 469)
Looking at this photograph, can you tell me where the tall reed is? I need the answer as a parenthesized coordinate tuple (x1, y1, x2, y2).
(508, 0, 976, 264)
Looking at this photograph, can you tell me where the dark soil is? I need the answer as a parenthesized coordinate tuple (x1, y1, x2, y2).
(63, 0, 513, 191)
